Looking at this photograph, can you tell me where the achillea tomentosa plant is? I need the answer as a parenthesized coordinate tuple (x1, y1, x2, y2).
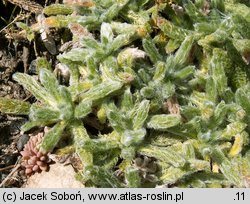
(1, 0, 250, 187)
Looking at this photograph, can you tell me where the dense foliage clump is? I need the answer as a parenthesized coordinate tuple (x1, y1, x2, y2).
(1, 0, 250, 187)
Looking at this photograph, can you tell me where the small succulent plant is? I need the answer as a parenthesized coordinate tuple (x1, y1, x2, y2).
(20, 132, 51, 175)
(1, 0, 250, 187)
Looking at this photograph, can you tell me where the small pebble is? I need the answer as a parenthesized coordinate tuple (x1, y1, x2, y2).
(28, 60, 37, 75)
(17, 134, 30, 151)
(9, 119, 27, 135)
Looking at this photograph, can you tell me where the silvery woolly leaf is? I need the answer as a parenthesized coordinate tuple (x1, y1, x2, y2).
(110, 22, 137, 34)
(232, 15, 250, 39)
(21, 121, 48, 133)
(16, 22, 34, 42)
(81, 37, 100, 50)
(174, 35, 194, 67)
(95, 104, 106, 125)
(137, 0, 150, 7)
(190, 91, 214, 110)
(150, 132, 183, 147)
(210, 48, 228, 95)
(102, 56, 119, 73)
(231, 65, 248, 89)
(139, 145, 186, 168)
(120, 88, 134, 112)
(182, 172, 229, 187)
(156, 17, 191, 41)
(229, 133, 244, 157)
(125, 167, 141, 188)
(99, 0, 130, 22)
(232, 154, 250, 187)
(137, 68, 151, 84)
(188, 159, 210, 171)
(140, 87, 155, 99)
(41, 121, 67, 152)
(36, 57, 52, 72)
(100, 23, 114, 45)
(74, 101, 92, 119)
(81, 139, 119, 152)
(147, 114, 182, 130)
(142, 37, 162, 64)
(58, 48, 89, 62)
(79, 80, 123, 102)
(121, 146, 136, 160)
(160, 166, 190, 185)
(39, 69, 61, 102)
(94, 149, 120, 170)
(68, 82, 93, 101)
(86, 56, 98, 77)
(210, 148, 243, 187)
(183, 1, 207, 22)
(153, 61, 168, 82)
(167, 117, 201, 139)
(117, 48, 145, 68)
(43, 4, 73, 16)
(181, 105, 201, 120)
(206, 77, 217, 103)
(70, 120, 93, 166)
(132, 100, 150, 130)
(161, 82, 175, 99)
(153, 56, 175, 81)
(221, 122, 247, 140)
(84, 166, 123, 188)
(63, 0, 95, 8)
(208, 101, 228, 129)
(70, 120, 90, 143)
(173, 65, 195, 80)
(232, 39, 250, 65)
(235, 86, 250, 114)
(77, 16, 100, 30)
(57, 86, 74, 120)
(58, 86, 73, 106)
(194, 22, 218, 34)
(37, 15, 79, 29)
(0, 97, 30, 115)
(165, 39, 181, 54)
(105, 103, 127, 133)
(12, 72, 55, 106)
(99, 59, 120, 81)
(111, 32, 136, 52)
(121, 128, 146, 147)
(198, 29, 229, 49)
(211, 0, 225, 12)
(29, 105, 61, 124)
(183, 141, 196, 159)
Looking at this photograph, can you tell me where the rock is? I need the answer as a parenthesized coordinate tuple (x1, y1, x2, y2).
(23, 163, 84, 188)
(9, 119, 27, 135)
(16, 134, 29, 151)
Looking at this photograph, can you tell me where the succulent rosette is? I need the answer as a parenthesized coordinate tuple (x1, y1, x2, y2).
(20, 132, 51, 175)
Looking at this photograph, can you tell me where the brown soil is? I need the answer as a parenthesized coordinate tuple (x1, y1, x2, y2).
(0, 0, 57, 187)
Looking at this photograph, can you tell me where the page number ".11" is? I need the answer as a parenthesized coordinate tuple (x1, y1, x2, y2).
(235, 192, 245, 201)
